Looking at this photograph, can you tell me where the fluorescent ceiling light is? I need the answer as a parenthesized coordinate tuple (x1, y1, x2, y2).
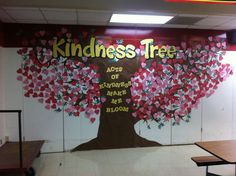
(110, 14, 174, 24)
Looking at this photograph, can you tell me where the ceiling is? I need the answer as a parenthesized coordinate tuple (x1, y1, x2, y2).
(1, 0, 236, 30)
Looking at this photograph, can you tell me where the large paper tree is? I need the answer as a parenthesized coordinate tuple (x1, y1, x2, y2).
(16, 28, 233, 151)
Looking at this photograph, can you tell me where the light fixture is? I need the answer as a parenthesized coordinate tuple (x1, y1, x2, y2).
(110, 14, 174, 24)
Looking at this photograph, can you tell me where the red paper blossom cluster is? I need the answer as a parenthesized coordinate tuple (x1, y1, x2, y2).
(17, 28, 101, 123)
(130, 37, 233, 128)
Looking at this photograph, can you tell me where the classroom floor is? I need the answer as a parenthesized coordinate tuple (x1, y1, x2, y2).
(2, 145, 236, 176)
(29, 145, 236, 176)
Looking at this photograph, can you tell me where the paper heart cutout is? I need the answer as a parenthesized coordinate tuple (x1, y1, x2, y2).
(90, 117, 96, 123)
(126, 98, 131, 104)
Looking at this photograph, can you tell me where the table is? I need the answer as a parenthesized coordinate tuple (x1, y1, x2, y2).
(0, 141, 44, 175)
(195, 140, 236, 176)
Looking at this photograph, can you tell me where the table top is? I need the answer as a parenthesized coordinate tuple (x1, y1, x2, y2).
(195, 140, 236, 164)
(0, 140, 44, 171)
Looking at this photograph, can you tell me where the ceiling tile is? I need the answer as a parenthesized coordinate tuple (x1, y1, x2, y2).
(213, 26, 234, 30)
(47, 20, 77, 25)
(0, 18, 16, 23)
(16, 19, 47, 24)
(0, 6, 235, 30)
(161, 24, 188, 28)
(178, 14, 207, 18)
(188, 25, 213, 29)
(2, 7, 44, 20)
(0, 8, 15, 22)
(219, 19, 236, 28)
(1, 0, 236, 17)
(0, 9, 10, 19)
(41, 8, 76, 21)
(195, 16, 234, 26)
(78, 20, 107, 26)
(167, 16, 204, 25)
(77, 10, 112, 23)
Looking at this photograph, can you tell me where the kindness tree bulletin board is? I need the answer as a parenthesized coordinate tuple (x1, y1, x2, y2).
(3, 24, 233, 151)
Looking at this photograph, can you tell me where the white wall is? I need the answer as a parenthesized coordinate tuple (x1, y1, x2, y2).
(201, 51, 236, 141)
(23, 99, 64, 152)
(1, 48, 23, 142)
(0, 47, 6, 145)
(202, 76, 233, 141)
(64, 112, 99, 151)
(226, 51, 236, 139)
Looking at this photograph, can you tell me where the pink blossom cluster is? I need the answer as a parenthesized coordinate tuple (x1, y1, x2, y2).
(17, 28, 101, 123)
(130, 37, 233, 128)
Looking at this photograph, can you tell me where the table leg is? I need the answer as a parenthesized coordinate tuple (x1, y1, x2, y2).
(206, 166, 222, 176)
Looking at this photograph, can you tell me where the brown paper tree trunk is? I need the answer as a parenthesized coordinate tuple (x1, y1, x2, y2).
(71, 58, 160, 151)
